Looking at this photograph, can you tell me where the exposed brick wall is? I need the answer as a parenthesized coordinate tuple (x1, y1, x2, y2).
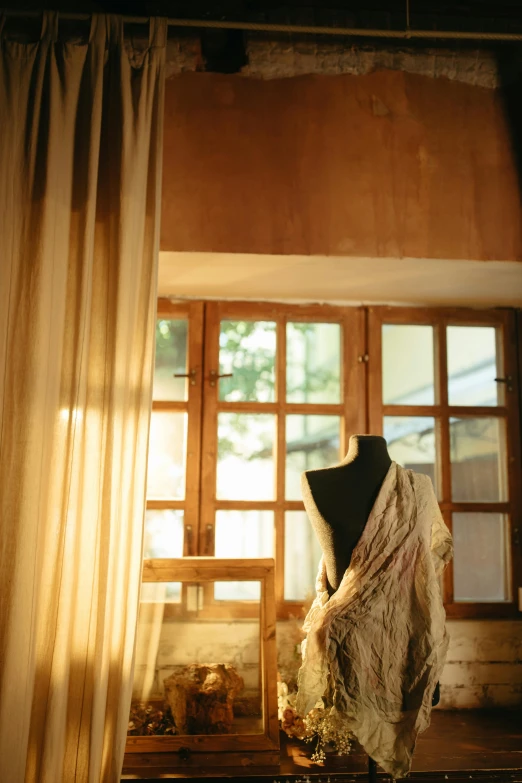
(440, 620, 522, 709)
(244, 36, 499, 87)
(165, 33, 499, 88)
(276, 619, 522, 709)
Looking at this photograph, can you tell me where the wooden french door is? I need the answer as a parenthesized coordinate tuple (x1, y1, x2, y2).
(144, 300, 204, 564)
(368, 306, 522, 618)
(198, 302, 366, 614)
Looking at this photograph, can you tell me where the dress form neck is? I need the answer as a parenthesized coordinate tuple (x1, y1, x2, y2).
(340, 434, 392, 472)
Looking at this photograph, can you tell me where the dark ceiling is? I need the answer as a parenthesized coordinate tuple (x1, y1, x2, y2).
(3, 0, 522, 77)
(4, 0, 522, 31)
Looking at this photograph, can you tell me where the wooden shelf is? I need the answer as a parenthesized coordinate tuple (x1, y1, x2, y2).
(122, 709, 522, 781)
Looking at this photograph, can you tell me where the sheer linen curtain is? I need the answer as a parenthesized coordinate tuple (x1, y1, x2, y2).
(0, 12, 166, 782)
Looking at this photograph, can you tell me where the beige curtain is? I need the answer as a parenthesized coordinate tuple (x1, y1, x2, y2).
(0, 12, 166, 782)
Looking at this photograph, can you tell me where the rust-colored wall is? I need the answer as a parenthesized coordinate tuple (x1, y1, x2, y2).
(161, 71, 522, 261)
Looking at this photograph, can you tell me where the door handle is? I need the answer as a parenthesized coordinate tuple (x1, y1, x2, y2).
(494, 376, 513, 392)
(173, 368, 197, 386)
(208, 369, 233, 388)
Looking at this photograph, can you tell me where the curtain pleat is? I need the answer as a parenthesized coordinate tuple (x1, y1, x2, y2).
(0, 12, 166, 782)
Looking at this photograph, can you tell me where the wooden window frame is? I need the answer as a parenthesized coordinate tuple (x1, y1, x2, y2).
(200, 301, 366, 619)
(368, 306, 522, 619)
(148, 300, 204, 557)
(148, 300, 522, 621)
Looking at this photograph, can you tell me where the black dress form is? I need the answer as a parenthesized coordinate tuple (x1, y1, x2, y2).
(301, 434, 441, 715)
(301, 434, 391, 596)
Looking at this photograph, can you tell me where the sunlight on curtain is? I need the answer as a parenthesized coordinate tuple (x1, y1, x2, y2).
(0, 12, 166, 782)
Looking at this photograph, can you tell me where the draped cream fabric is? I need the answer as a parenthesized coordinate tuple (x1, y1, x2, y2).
(296, 463, 453, 779)
(0, 13, 166, 782)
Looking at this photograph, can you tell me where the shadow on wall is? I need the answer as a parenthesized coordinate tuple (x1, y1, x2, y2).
(498, 47, 522, 204)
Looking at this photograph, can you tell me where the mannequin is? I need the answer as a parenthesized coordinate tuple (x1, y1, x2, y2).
(301, 433, 440, 726)
(301, 434, 391, 596)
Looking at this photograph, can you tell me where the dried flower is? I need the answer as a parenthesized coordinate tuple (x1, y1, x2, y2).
(278, 680, 353, 763)
(127, 702, 177, 736)
(303, 705, 353, 762)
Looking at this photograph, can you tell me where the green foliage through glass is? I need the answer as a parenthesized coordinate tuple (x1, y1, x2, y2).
(219, 320, 276, 403)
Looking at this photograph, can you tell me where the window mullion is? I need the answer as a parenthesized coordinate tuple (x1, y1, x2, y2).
(436, 320, 452, 506)
(198, 301, 220, 556)
(183, 301, 205, 556)
(275, 316, 286, 605)
(367, 307, 383, 436)
(343, 307, 367, 445)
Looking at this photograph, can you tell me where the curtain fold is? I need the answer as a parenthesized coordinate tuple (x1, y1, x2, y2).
(0, 12, 166, 782)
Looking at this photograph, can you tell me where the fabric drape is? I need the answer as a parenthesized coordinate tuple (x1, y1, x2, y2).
(0, 12, 166, 782)
(296, 463, 453, 779)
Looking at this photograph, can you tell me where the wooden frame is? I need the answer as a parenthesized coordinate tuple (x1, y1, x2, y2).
(124, 558, 279, 772)
(147, 300, 521, 623)
(149, 299, 204, 557)
(199, 301, 366, 618)
(368, 306, 522, 619)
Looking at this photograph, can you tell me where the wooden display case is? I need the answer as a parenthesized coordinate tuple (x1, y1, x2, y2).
(123, 558, 280, 777)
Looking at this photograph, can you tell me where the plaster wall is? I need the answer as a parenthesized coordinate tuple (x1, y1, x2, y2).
(161, 71, 522, 263)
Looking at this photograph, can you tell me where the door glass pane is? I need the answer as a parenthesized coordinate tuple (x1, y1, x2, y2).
(154, 319, 188, 401)
(383, 416, 438, 496)
(284, 511, 322, 601)
(131, 580, 263, 735)
(219, 320, 276, 402)
(144, 510, 184, 558)
(286, 415, 341, 500)
(217, 413, 276, 500)
(215, 510, 274, 558)
(286, 322, 341, 403)
(382, 325, 435, 405)
(450, 417, 507, 502)
(453, 513, 509, 602)
(147, 412, 187, 499)
(447, 326, 501, 406)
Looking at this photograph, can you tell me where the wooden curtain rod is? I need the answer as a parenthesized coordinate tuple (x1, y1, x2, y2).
(2, 10, 522, 43)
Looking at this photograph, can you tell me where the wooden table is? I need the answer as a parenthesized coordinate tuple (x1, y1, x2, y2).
(121, 709, 522, 781)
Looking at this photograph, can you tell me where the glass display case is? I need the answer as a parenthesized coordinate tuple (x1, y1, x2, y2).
(124, 558, 279, 774)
